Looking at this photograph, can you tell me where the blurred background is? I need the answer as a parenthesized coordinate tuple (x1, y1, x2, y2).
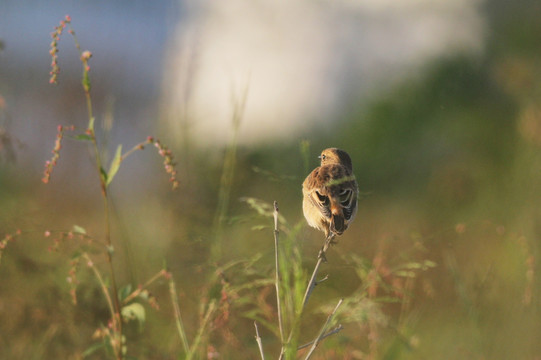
(1, 0, 541, 358)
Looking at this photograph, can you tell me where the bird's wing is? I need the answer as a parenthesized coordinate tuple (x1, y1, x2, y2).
(303, 167, 333, 219)
(309, 189, 332, 218)
(340, 186, 357, 220)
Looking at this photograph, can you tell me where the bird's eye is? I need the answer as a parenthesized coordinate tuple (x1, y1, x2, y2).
(321, 154, 326, 160)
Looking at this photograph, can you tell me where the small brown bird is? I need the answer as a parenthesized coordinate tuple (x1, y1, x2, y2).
(302, 148, 358, 239)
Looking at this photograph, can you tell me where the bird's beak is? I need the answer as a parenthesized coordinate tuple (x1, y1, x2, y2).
(317, 155, 322, 159)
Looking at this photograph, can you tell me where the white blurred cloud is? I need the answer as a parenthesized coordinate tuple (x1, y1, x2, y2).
(161, 0, 485, 146)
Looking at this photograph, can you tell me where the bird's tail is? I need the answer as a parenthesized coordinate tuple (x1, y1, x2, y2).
(330, 200, 346, 235)
(330, 214, 345, 235)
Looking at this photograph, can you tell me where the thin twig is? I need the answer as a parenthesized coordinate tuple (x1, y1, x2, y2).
(82, 252, 121, 355)
(303, 298, 344, 360)
(301, 234, 335, 310)
(297, 324, 344, 350)
(82, 253, 116, 323)
(254, 321, 266, 360)
(122, 269, 168, 305)
(120, 138, 152, 161)
(273, 201, 285, 344)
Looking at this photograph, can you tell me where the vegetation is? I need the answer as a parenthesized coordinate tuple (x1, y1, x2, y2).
(1, 1, 541, 358)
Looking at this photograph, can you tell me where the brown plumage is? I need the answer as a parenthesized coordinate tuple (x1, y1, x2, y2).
(302, 148, 358, 238)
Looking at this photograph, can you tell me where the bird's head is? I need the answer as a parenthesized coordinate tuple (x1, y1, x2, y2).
(319, 148, 353, 171)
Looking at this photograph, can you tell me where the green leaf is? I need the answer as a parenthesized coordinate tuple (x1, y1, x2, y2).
(72, 134, 93, 141)
(118, 284, 132, 302)
(106, 145, 123, 186)
(121, 303, 146, 331)
(72, 225, 87, 235)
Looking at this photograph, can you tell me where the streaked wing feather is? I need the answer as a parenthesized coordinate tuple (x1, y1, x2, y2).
(309, 190, 331, 218)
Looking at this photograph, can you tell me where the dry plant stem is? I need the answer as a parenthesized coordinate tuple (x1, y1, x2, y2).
(301, 234, 335, 310)
(168, 277, 190, 354)
(297, 325, 344, 350)
(303, 298, 343, 360)
(254, 321, 266, 360)
(273, 201, 285, 344)
(278, 344, 286, 359)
